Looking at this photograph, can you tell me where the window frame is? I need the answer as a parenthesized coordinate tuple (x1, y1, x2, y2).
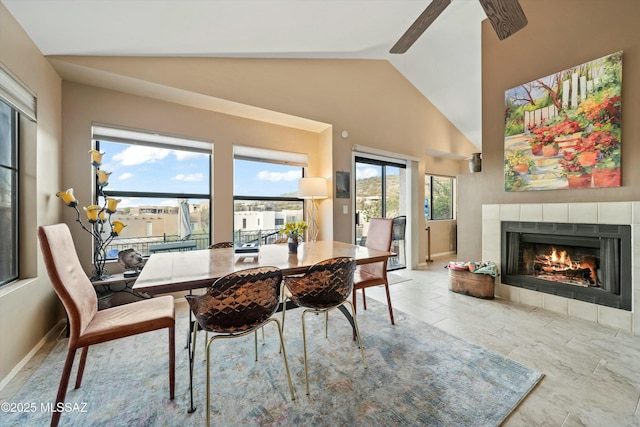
(425, 174, 456, 221)
(0, 100, 19, 287)
(233, 154, 306, 246)
(94, 134, 213, 254)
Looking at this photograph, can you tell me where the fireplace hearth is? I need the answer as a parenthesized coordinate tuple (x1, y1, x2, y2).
(501, 221, 631, 311)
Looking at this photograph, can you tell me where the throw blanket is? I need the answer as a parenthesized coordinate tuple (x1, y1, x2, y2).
(447, 261, 499, 277)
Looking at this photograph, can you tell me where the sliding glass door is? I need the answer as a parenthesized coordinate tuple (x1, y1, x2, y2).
(354, 157, 406, 269)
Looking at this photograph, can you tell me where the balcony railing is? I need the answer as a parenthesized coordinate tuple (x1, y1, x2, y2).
(104, 229, 289, 259)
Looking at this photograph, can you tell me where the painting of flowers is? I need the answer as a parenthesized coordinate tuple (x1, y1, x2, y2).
(504, 51, 622, 191)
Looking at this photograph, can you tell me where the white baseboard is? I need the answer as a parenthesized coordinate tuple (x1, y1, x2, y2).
(0, 318, 66, 392)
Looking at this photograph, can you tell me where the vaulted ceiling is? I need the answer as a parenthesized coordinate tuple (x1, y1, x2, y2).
(2, 0, 486, 149)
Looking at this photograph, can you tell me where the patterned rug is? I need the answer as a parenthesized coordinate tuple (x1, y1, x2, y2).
(4, 300, 543, 426)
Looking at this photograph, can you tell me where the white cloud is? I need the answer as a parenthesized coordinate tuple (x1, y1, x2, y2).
(173, 151, 205, 161)
(112, 146, 171, 166)
(118, 172, 135, 181)
(173, 173, 204, 182)
(356, 167, 379, 179)
(256, 170, 302, 182)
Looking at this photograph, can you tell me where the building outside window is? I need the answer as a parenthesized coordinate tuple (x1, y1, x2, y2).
(233, 147, 306, 246)
(93, 125, 212, 257)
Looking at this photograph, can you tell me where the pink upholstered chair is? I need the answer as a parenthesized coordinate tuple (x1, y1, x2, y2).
(353, 217, 395, 324)
(38, 224, 175, 427)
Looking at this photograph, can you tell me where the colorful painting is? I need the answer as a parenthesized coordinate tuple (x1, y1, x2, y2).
(504, 51, 622, 191)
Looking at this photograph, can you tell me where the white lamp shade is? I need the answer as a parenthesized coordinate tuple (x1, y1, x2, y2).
(298, 177, 328, 199)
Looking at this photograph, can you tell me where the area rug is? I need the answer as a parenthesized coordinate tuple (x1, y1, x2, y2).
(3, 300, 543, 426)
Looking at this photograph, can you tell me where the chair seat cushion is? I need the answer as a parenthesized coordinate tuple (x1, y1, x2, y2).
(353, 270, 386, 290)
(78, 296, 175, 347)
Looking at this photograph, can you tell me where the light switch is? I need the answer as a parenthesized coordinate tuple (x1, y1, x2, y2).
(343, 205, 348, 214)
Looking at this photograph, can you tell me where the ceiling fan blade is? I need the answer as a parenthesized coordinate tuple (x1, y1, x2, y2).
(390, 0, 452, 54)
(478, 0, 528, 40)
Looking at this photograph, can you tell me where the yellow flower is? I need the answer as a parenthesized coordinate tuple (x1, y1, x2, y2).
(280, 220, 308, 237)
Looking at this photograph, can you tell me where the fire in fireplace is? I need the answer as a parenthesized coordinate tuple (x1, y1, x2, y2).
(501, 221, 631, 310)
(530, 246, 597, 286)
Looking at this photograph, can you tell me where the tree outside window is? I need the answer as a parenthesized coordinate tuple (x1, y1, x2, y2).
(425, 175, 455, 220)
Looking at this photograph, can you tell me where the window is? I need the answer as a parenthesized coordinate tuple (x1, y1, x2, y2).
(425, 175, 455, 220)
(94, 126, 212, 256)
(0, 100, 18, 286)
(0, 64, 36, 288)
(233, 147, 306, 245)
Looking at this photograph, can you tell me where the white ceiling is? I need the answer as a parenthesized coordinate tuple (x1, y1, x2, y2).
(2, 0, 486, 149)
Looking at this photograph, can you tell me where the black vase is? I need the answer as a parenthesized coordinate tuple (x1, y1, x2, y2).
(288, 238, 298, 254)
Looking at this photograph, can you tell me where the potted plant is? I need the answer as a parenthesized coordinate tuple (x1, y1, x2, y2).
(280, 220, 308, 254)
(559, 151, 592, 189)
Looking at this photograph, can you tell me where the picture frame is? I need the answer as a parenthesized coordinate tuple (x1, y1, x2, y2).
(335, 171, 350, 198)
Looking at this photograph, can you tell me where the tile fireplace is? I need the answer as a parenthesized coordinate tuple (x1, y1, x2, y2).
(482, 202, 639, 333)
(501, 221, 631, 311)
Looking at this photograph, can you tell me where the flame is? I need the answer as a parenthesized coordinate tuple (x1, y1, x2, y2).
(540, 247, 581, 270)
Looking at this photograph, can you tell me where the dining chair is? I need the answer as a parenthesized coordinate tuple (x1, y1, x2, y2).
(185, 266, 295, 427)
(38, 223, 175, 427)
(203, 241, 263, 359)
(353, 217, 395, 324)
(208, 241, 234, 249)
(282, 257, 366, 395)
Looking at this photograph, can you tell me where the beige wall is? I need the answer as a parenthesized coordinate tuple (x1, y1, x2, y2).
(49, 56, 476, 262)
(457, 0, 640, 261)
(61, 82, 324, 266)
(0, 5, 473, 385)
(0, 3, 63, 384)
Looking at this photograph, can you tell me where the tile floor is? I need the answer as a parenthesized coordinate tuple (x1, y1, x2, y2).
(372, 257, 640, 426)
(3, 256, 640, 426)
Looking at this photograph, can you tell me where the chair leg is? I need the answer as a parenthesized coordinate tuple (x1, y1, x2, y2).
(383, 283, 395, 325)
(324, 311, 329, 338)
(205, 337, 213, 427)
(301, 310, 311, 395)
(352, 289, 357, 315)
(267, 318, 295, 401)
(169, 325, 175, 399)
(362, 288, 367, 310)
(51, 347, 77, 427)
(254, 331, 258, 362)
(74, 346, 89, 389)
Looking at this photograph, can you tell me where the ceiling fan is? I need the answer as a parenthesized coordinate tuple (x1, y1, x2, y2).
(390, 0, 528, 54)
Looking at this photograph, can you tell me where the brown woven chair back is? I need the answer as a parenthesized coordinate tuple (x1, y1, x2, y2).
(209, 241, 234, 249)
(285, 257, 356, 309)
(186, 266, 282, 333)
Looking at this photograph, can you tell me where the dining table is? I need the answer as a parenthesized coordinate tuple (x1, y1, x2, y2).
(132, 240, 395, 413)
(133, 240, 394, 295)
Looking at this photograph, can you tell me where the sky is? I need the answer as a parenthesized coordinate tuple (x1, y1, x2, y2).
(97, 141, 389, 208)
(98, 141, 307, 207)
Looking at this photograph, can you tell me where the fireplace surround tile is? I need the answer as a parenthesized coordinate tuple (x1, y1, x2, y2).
(568, 203, 598, 224)
(568, 300, 598, 322)
(598, 202, 632, 224)
(482, 204, 500, 221)
(542, 203, 569, 222)
(520, 203, 543, 222)
(633, 202, 640, 224)
(519, 288, 544, 308)
(542, 293, 569, 315)
(500, 204, 521, 221)
(484, 201, 638, 334)
(598, 305, 632, 331)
